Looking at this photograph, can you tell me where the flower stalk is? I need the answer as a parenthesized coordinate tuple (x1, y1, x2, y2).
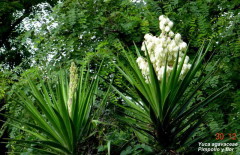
(68, 62, 78, 116)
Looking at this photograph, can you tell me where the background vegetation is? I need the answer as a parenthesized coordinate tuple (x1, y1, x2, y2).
(0, 0, 239, 154)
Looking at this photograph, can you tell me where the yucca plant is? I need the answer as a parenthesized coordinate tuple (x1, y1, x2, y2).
(5, 62, 109, 154)
(112, 16, 229, 153)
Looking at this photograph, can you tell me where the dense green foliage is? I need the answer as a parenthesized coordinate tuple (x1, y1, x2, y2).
(0, 0, 58, 68)
(0, 0, 239, 154)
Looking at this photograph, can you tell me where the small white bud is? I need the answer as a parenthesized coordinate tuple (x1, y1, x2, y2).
(170, 40, 177, 48)
(160, 23, 165, 31)
(168, 21, 174, 28)
(141, 42, 147, 51)
(161, 18, 167, 25)
(159, 15, 165, 21)
(136, 56, 144, 64)
(180, 42, 187, 51)
(169, 31, 174, 37)
(139, 61, 146, 70)
(165, 26, 170, 32)
(174, 33, 181, 41)
(184, 56, 189, 63)
(150, 55, 156, 63)
(144, 34, 152, 41)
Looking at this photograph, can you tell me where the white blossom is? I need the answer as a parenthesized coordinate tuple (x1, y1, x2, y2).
(165, 26, 170, 32)
(179, 42, 187, 51)
(136, 15, 191, 82)
(159, 15, 165, 21)
(169, 31, 174, 38)
(168, 21, 174, 28)
(174, 33, 181, 42)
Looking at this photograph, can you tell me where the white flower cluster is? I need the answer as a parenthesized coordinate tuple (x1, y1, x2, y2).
(137, 15, 191, 82)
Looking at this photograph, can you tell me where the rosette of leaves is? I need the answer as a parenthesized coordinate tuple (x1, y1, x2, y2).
(112, 43, 229, 153)
(4, 63, 109, 154)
